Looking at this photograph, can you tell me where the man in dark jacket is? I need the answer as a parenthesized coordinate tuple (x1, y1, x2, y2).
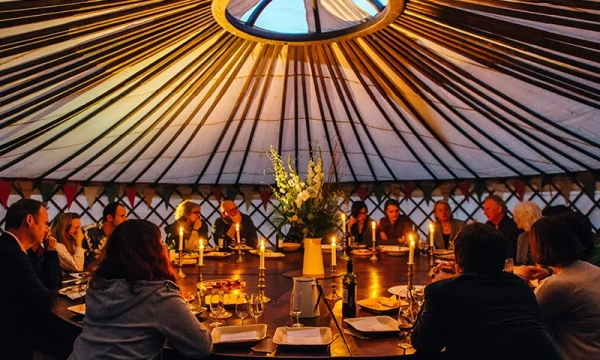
(483, 194, 522, 259)
(411, 223, 562, 360)
(0, 199, 53, 359)
(211, 200, 258, 249)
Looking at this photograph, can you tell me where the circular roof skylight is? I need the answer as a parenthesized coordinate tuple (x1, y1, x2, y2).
(213, 0, 405, 44)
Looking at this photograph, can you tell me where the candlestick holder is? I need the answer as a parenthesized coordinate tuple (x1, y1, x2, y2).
(370, 241, 378, 261)
(196, 264, 205, 284)
(325, 264, 341, 301)
(340, 236, 349, 261)
(177, 250, 186, 278)
(257, 267, 270, 302)
(405, 263, 417, 322)
(429, 246, 434, 268)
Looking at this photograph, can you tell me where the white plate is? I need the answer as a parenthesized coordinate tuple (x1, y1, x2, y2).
(174, 252, 199, 259)
(388, 285, 426, 297)
(204, 252, 232, 258)
(182, 291, 195, 302)
(321, 244, 343, 253)
(344, 316, 400, 333)
(59, 284, 88, 296)
(263, 252, 285, 258)
(356, 297, 407, 313)
(351, 249, 374, 256)
(229, 245, 254, 251)
(189, 306, 207, 316)
(212, 324, 267, 344)
(199, 279, 247, 290)
(273, 327, 335, 346)
(67, 304, 86, 316)
(378, 246, 409, 252)
(433, 249, 453, 255)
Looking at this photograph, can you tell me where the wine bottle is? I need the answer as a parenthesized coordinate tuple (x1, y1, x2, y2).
(276, 230, 284, 252)
(342, 259, 357, 318)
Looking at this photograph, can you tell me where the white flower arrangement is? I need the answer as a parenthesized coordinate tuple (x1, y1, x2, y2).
(268, 145, 341, 239)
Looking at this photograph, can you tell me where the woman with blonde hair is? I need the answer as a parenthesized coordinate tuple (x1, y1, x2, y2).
(512, 201, 542, 265)
(431, 200, 465, 250)
(51, 212, 85, 272)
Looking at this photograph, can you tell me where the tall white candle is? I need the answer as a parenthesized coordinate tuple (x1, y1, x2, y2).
(198, 239, 204, 266)
(236, 223, 241, 245)
(371, 221, 376, 246)
(259, 239, 265, 269)
(342, 214, 346, 236)
(408, 234, 415, 265)
(429, 223, 435, 248)
(178, 227, 183, 251)
(331, 237, 336, 266)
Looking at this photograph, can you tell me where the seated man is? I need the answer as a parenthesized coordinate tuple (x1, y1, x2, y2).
(212, 200, 258, 249)
(1, 199, 53, 359)
(27, 234, 62, 289)
(164, 200, 209, 250)
(483, 194, 522, 259)
(82, 202, 127, 267)
(411, 223, 562, 360)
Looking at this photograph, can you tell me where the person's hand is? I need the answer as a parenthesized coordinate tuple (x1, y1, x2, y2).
(380, 232, 388, 241)
(514, 266, 550, 281)
(232, 212, 242, 224)
(431, 262, 457, 283)
(193, 218, 203, 231)
(45, 235, 57, 251)
(71, 228, 84, 248)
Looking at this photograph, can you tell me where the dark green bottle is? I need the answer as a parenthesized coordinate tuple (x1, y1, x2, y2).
(342, 259, 357, 318)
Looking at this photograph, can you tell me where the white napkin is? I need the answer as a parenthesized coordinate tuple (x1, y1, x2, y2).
(286, 328, 322, 344)
(219, 331, 258, 342)
(67, 291, 86, 300)
(350, 317, 392, 332)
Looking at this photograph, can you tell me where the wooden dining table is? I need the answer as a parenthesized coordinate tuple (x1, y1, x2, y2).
(52, 246, 447, 359)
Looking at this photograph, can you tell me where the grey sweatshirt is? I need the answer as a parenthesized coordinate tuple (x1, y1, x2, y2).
(69, 278, 212, 359)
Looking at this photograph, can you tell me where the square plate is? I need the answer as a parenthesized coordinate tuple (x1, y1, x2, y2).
(204, 252, 232, 258)
(273, 327, 334, 346)
(344, 316, 400, 333)
(351, 249, 373, 256)
(356, 297, 407, 313)
(212, 324, 267, 344)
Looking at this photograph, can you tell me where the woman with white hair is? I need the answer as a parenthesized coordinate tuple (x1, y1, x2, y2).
(164, 200, 209, 251)
(512, 201, 542, 265)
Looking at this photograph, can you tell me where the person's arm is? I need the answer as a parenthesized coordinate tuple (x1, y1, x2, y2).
(42, 249, 63, 289)
(55, 242, 85, 273)
(155, 288, 212, 358)
(244, 216, 258, 248)
(411, 283, 446, 353)
(9, 247, 51, 310)
(534, 278, 573, 322)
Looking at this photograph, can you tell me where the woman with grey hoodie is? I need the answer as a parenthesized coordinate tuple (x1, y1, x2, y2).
(69, 219, 212, 359)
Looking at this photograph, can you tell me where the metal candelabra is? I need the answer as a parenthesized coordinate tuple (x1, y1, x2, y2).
(405, 263, 417, 322)
(325, 264, 341, 301)
(177, 249, 186, 278)
(196, 264, 205, 284)
(258, 267, 270, 302)
(429, 246, 434, 268)
(370, 241, 378, 261)
(341, 236, 349, 261)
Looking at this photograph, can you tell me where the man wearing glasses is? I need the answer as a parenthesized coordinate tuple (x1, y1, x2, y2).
(212, 200, 258, 249)
(164, 200, 209, 251)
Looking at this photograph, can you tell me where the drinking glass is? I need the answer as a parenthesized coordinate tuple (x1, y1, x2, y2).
(249, 294, 264, 324)
(236, 293, 250, 325)
(413, 286, 425, 308)
(397, 305, 414, 352)
(418, 238, 429, 256)
(290, 291, 303, 328)
(504, 258, 514, 273)
(209, 290, 224, 327)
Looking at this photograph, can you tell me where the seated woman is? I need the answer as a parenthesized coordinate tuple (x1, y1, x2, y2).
(378, 199, 414, 245)
(51, 213, 85, 273)
(529, 217, 600, 360)
(164, 200, 209, 250)
(512, 201, 541, 266)
(68, 219, 212, 359)
(347, 201, 373, 246)
(431, 200, 465, 250)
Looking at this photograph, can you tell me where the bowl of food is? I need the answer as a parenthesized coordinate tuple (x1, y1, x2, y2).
(280, 242, 301, 252)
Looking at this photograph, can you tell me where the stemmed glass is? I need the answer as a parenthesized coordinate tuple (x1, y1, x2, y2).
(290, 291, 303, 328)
(249, 294, 264, 324)
(236, 293, 250, 325)
(209, 290, 225, 327)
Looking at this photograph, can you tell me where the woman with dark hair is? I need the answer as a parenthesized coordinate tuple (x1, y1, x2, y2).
(431, 200, 465, 250)
(530, 217, 600, 360)
(347, 201, 373, 246)
(69, 219, 212, 360)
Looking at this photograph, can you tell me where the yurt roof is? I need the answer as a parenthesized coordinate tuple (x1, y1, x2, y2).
(1, 0, 599, 185)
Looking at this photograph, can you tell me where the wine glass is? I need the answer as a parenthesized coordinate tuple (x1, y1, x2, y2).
(209, 290, 224, 327)
(397, 303, 414, 352)
(418, 238, 429, 256)
(504, 258, 514, 273)
(236, 293, 250, 325)
(413, 286, 425, 308)
(249, 294, 264, 324)
(290, 291, 303, 328)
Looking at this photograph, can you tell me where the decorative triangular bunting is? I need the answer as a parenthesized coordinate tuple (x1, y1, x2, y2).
(457, 181, 471, 202)
(403, 182, 416, 200)
(211, 186, 222, 203)
(125, 186, 137, 208)
(179, 185, 193, 200)
(241, 188, 254, 211)
(83, 186, 101, 208)
(142, 186, 155, 208)
(105, 184, 118, 203)
(357, 185, 368, 203)
(259, 187, 272, 210)
(438, 182, 453, 201)
(160, 187, 174, 209)
(373, 183, 384, 203)
(420, 182, 435, 205)
(226, 186, 238, 201)
(39, 182, 56, 202)
(0, 180, 12, 208)
(577, 172, 596, 200)
(16, 181, 33, 199)
(555, 177, 573, 205)
(515, 180, 526, 201)
(63, 184, 79, 210)
(474, 180, 487, 201)
(390, 183, 401, 200)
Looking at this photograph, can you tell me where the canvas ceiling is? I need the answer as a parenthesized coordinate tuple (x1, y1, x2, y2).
(0, 0, 599, 186)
